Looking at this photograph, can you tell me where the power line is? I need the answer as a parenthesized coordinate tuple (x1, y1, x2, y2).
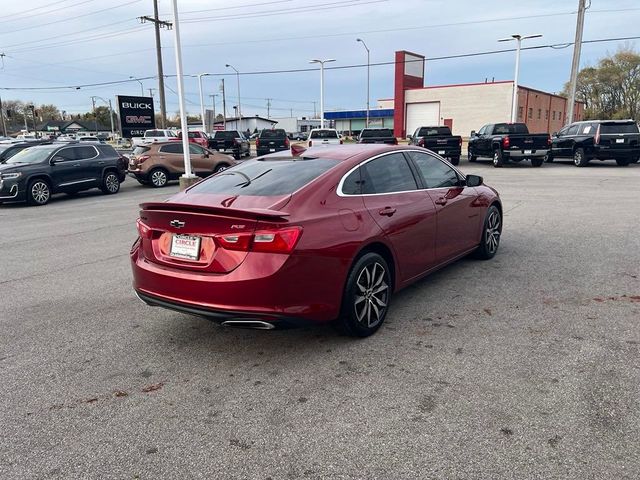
(0, 0, 142, 36)
(0, 0, 100, 24)
(2, 35, 639, 91)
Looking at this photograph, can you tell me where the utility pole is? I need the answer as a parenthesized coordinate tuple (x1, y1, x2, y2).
(357, 38, 370, 127)
(266, 98, 272, 118)
(91, 97, 98, 133)
(221, 79, 227, 129)
(0, 95, 6, 137)
(209, 94, 218, 130)
(313, 101, 317, 119)
(148, 88, 155, 97)
(567, 0, 587, 125)
(139, 0, 172, 129)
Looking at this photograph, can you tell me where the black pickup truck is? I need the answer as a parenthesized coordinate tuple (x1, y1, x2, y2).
(547, 120, 640, 167)
(358, 128, 398, 145)
(409, 125, 462, 165)
(207, 130, 250, 160)
(256, 129, 290, 156)
(468, 122, 550, 167)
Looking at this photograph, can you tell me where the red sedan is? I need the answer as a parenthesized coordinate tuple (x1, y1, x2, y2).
(131, 145, 502, 337)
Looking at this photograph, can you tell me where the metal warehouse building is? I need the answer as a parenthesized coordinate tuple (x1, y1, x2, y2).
(326, 50, 584, 138)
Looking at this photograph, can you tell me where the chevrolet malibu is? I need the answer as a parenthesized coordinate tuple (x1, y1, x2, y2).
(131, 145, 502, 337)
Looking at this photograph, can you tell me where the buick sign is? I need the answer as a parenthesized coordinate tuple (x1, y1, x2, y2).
(116, 95, 156, 138)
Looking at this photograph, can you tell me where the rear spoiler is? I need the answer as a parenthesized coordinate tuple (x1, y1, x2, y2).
(140, 202, 290, 220)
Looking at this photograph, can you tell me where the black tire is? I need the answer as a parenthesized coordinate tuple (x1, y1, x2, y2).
(631, 155, 639, 164)
(100, 171, 120, 194)
(214, 163, 230, 173)
(233, 152, 241, 160)
(492, 149, 504, 168)
(449, 156, 460, 166)
(335, 252, 392, 337)
(468, 150, 477, 162)
(473, 205, 502, 260)
(573, 148, 589, 167)
(531, 157, 544, 167)
(615, 158, 630, 167)
(149, 168, 169, 188)
(27, 179, 51, 206)
(544, 152, 554, 163)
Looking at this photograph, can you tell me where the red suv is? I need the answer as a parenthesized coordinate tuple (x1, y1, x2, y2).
(131, 145, 501, 336)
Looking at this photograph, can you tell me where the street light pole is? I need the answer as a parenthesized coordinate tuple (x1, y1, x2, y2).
(498, 34, 542, 123)
(91, 97, 98, 134)
(310, 58, 336, 129)
(209, 94, 218, 129)
(129, 76, 145, 97)
(357, 38, 370, 128)
(169, 0, 196, 185)
(226, 64, 242, 131)
(567, 0, 587, 125)
(196, 73, 210, 133)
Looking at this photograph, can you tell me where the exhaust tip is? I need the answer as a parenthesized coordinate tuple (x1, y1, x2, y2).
(221, 320, 275, 330)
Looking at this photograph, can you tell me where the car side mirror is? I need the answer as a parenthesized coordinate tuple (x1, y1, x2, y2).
(204, 152, 209, 158)
(466, 174, 483, 187)
(470, 130, 476, 137)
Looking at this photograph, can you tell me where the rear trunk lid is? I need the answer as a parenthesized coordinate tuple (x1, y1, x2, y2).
(597, 122, 640, 149)
(138, 194, 291, 274)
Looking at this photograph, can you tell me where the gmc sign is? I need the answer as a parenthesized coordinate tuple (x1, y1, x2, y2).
(116, 95, 155, 138)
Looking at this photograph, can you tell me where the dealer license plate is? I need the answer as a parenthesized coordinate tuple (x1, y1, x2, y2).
(270, 148, 276, 152)
(170, 234, 201, 260)
(616, 138, 624, 143)
(438, 150, 445, 155)
(524, 150, 532, 154)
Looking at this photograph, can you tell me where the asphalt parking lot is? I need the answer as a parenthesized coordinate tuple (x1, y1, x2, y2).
(1, 159, 639, 479)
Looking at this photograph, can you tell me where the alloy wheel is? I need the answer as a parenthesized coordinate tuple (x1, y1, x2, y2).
(493, 151, 499, 166)
(151, 170, 167, 187)
(574, 151, 582, 166)
(31, 181, 50, 204)
(354, 262, 389, 328)
(486, 210, 501, 254)
(105, 174, 119, 193)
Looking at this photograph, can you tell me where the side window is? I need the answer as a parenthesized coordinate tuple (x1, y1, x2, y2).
(55, 148, 76, 161)
(567, 125, 580, 136)
(159, 143, 182, 154)
(360, 153, 418, 194)
(74, 146, 97, 160)
(407, 151, 460, 189)
(188, 144, 204, 154)
(558, 126, 569, 136)
(341, 168, 363, 195)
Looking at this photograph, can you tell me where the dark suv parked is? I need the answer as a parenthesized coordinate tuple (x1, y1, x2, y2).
(256, 129, 290, 156)
(547, 120, 640, 166)
(0, 143, 126, 206)
(207, 130, 250, 159)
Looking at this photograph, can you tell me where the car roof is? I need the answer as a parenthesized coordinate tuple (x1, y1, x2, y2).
(263, 144, 424, 162)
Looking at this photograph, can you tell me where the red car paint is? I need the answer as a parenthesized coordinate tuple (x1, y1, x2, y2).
(131, 145, 501, 325)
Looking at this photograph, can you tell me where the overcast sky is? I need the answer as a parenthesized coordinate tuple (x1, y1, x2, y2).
(1, 0, 638, 118)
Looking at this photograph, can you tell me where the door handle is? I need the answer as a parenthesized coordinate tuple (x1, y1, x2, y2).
(72, 163, 81, 167)
(98, 161, 105, 165)
(435, 197, 448, 206)
(378, 207, 396, 217)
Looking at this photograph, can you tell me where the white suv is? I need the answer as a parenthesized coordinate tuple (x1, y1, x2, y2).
(307, 128, 343, 147)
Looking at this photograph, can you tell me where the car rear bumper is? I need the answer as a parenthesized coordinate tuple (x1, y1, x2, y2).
(130, 245, 344, 324)
(426, 147, 461, 157)
(503, 149, 548, 159)
(256, 147, 288, 156)
(593, 147, 640, 160)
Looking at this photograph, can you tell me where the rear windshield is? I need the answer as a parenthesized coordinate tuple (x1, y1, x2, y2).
(133, 146, 151, 155)
(600, 122, 639, 134)
(260, 129, 286, 139)
(360, 129, 394, 138)
(188, 158, 339, 196)
(493, 123, 528, 134)
(145, 130, 164, 137)
(214, 131, 239, 139)
(418, 127, 451, 136)
(310, 130, 339, 139)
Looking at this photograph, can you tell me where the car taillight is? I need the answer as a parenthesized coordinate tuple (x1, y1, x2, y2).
(393, 138, 398, 145)
(547, 135, 552, 147)
(215, 227, 302, 254)
(284, 137, 290, 147)
(308, 140, 313, 147)
(137, 155, 150, 163)
(595, 124, 601, 144)
(255, 138, 260, 147)
(136, 219, 152, 239)
(418, 138, 424, 147)
(233, 138, 239, 145)
(459, 137, 462, 147)
(339, 139, 343, 144)
(503, 136, 510, 149)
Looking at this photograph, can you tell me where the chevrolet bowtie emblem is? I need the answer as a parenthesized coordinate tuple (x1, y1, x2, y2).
(170, 220, 185, 228)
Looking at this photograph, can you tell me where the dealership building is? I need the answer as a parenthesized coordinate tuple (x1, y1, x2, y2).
(325, 50, 584, 137)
